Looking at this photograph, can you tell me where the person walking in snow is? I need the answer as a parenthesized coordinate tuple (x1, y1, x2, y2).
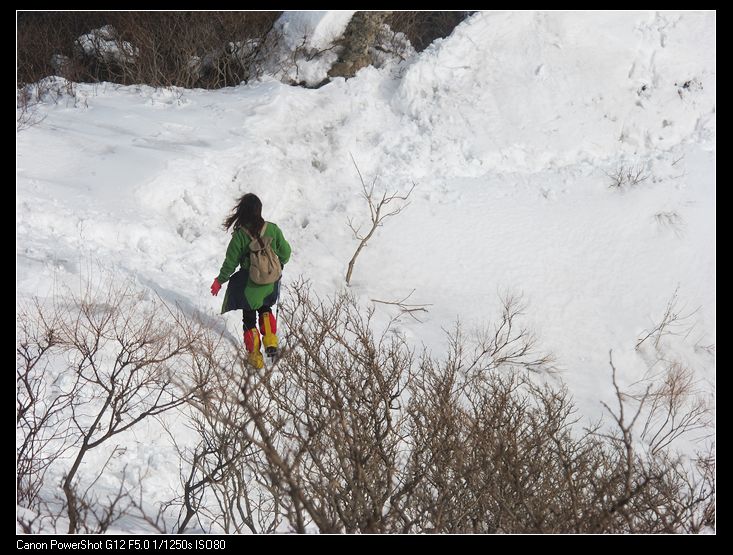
(211, 193, 291, 369)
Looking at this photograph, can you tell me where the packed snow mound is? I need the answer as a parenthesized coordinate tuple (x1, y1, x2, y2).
(393, 11, 716, 174)
(265, 11, 356, 86)
(268, 11, 415, 87)
(276, 11, 356, 51)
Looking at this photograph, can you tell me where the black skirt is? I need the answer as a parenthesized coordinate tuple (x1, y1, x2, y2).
(221, 269, 281, 314)
(221, 269, 250, 313)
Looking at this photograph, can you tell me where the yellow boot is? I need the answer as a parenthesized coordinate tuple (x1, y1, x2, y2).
(259, 311, 278, 359)
(244, 328, 264, 369)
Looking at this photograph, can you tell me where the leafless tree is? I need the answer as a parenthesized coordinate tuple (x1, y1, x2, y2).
(345, 155, 415, 285)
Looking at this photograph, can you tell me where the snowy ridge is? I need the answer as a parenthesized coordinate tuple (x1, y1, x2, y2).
(392, 11, 715, 175)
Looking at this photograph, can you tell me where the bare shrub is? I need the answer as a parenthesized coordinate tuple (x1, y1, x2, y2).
(126, 321, 285, 534)
(185, 280, 712, 533)
(605, 163, 651, 189)
(18, 12, 470, 90)
(468, 292, 556, 373)
(654, 211, 686, 237)
(636, 285, 700, 350)
(17, 77, 80, 131)
(19, 276, 713, 533)
(107, 12, 281, 88)
(17, 12, 110, 85)
(149, 325, 276, 534)
(590, 354, 715, 532)
(16, 86, 47, 131)
(191, 280, 417, 532)
(16, 276, 211, 533)
(17, 301, 76, 512)
(635, 362, 713, 455)
(17, 12, 282, 89)
(169, 343, 282, 534)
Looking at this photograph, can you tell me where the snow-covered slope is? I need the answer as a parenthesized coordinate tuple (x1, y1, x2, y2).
(16, 10, 715, 532)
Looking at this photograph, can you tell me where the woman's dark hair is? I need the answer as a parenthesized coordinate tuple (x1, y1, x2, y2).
(222, 193, 265, 235)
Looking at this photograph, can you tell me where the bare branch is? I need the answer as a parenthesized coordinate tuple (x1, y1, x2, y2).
(371, 289, 432, 322)
(636, 285, 701, 350)
(345, 154, 415, 285)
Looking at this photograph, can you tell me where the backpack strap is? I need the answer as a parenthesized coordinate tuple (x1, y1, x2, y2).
(241, 222, 268, 238)
(242, 222, 268, 248)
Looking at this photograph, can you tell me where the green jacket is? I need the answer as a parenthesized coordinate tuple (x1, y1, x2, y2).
(217, 222, 291, 312)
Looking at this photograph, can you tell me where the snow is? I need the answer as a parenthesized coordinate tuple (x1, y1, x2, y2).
(16, 10, 715, 533)
(267, 11, 356, 86)
(76, 25, 138, 64)
(392, 10, 715, 174)
(276, 10, 356, 51)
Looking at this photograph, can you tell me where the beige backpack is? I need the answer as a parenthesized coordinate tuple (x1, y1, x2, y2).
(243, 223, 282, 285)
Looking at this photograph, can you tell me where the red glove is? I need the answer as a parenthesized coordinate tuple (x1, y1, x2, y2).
(210, 278, 221, 296)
